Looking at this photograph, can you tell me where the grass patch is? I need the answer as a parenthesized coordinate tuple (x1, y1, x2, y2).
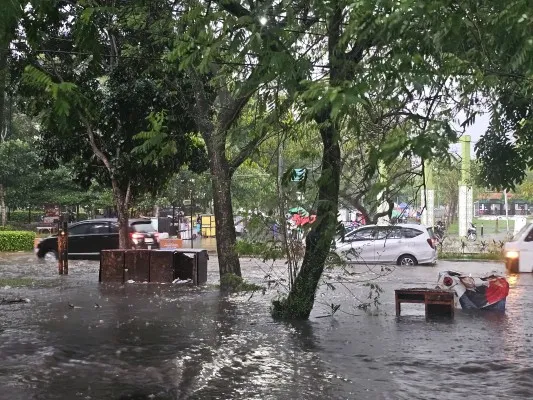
(0, 277, 35, 287)
(439, 252, 503, 261)
(446, 218, 515, 236)
(220, 273, 264, 292)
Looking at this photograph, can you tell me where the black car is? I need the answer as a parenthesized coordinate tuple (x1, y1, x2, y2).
(36, 218, 160, 260)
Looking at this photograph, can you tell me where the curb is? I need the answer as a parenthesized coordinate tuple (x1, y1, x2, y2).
(438, 258, 503, 263)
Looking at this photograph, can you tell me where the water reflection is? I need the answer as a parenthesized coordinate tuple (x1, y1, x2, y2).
(1, 256, 533, 399)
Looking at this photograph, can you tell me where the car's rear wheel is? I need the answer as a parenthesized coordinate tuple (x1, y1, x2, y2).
(39, 250, 58, 261)
(397, 254, 417, 266)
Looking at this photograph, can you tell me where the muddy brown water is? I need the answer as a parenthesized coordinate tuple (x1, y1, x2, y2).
(0, 252, 530, 399)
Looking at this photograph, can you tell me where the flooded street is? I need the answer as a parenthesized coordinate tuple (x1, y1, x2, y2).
(0, 252, 530, 399)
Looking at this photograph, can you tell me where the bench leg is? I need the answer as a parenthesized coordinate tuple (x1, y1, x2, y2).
(395, 294, 401, 317)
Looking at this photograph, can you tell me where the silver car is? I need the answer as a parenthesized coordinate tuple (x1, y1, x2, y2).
(334, 223, 438, 265)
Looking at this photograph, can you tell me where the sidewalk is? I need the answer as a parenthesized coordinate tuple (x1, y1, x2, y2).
(180, 236, 217, 254)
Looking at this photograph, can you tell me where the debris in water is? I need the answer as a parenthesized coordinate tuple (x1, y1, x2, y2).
(94, 303, 101, 308)
(0, 298, 30, 305)
(172, 278, 192, 285)
(126, 280, 135, 284)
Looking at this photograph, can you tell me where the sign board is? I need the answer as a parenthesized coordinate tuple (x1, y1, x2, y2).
(43, 216, 59, 224)
(159, 238, 183, 249)
(292, 168, 307, 182)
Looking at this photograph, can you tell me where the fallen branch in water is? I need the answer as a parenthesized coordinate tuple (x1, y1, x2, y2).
(0, 298, 30, 305)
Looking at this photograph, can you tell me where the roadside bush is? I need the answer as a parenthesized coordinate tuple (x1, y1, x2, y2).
(0, 231, 36, 252)
(0, 225, 15, 231)
(6, 210, 43, 223)
(235, 239, 284, 260)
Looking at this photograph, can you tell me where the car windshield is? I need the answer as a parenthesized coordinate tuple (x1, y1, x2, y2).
(513, 223, 531, 241)
(131, 222, 156, 233)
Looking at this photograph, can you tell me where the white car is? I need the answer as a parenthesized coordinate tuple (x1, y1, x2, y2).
(334, 223, 438, 265)
(504, 223, 533, 273)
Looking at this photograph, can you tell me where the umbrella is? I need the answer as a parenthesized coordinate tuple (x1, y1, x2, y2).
(391, 209, 402, 218)
(292, 214, 317, 226)
(288, 207, 309, 217)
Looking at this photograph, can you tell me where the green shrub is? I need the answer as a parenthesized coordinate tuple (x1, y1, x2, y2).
(0, 231, 36, 251)
(235, 239, 284, 259)
(5, 210, 43, 223)
(0, 225, 15, 231)
(220, 273, 263, 292)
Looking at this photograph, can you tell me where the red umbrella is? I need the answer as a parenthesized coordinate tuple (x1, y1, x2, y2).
(292, 214, 317, 226)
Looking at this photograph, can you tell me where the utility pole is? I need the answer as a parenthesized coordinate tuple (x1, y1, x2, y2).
(504, 189, 509, 234)
(421, 160, 435, 227)
(190, 182, 194, 249)
(57, 218, 68, 275)
(458, 136, 473, 237)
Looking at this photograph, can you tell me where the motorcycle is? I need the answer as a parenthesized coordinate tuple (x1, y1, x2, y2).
(467, 222, 477, 241)
(436, 270, 509, 311)
(434, 220, 446, 242)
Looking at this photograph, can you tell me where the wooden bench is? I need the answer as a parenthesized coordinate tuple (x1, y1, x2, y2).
(395, 288, 455, 318)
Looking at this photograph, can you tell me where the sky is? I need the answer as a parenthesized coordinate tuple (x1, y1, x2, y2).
(449, 113, 490, 159)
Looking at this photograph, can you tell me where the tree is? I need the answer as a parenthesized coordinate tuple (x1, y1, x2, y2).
(515, 173, 533, 203)
(169, 0, 314, 279)
(0, 139, 39, 226)
(444, 1, 533, 190)
(272, 0, 487, 319)
(19, 1, 205, 247)
(337, 85, 459, 225)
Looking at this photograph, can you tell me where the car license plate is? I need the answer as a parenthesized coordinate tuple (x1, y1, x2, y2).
(145, 238, 153, 243)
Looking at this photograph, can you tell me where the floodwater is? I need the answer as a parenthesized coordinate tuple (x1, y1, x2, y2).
(0, 252, 530, 399)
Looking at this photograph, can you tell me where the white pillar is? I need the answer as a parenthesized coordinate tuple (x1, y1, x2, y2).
(377, 161, 389, 225)
(458, 185, 473, 237)
(377, 200, 390, 225)
(421, 189, 435, 227)
(458, 136, 472, 238)
(466, 187, 473, 226)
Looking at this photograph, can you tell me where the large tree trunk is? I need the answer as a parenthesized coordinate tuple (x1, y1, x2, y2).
(272, 109, 341, 319)
(272, 1, 346, 319)
(111, 181, 131, 249)
(0, 42, 6, 141)
(207, 139, 241, 278)
(0, 183, 6, 227)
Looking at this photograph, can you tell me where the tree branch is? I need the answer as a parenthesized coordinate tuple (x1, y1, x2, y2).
(228, 135, 265, 175)
(217, 0, 250, 18)
(228, 96, 294, 172)
(189, 69, 215, 136)
(81, 115, 113, 175)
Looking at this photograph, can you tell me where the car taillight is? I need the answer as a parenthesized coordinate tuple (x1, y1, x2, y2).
(443, 276, 453, 286)
(131, 233, 144, 240)
(427, 238, 435, 249)
(154, 232, 160, 241)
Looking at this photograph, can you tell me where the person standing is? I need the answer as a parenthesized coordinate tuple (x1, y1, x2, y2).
(196, 214, 202, 236)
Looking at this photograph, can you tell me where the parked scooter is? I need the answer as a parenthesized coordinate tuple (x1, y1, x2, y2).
(436, 270, 509, 311)
(467, 222, 477, 241)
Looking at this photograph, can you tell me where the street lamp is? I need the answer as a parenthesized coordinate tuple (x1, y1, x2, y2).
(190, 179, 195, 248)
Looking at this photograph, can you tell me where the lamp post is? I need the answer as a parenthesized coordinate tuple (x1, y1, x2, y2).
(190, 188, 194, 249)
(190, 179, 195, 248)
